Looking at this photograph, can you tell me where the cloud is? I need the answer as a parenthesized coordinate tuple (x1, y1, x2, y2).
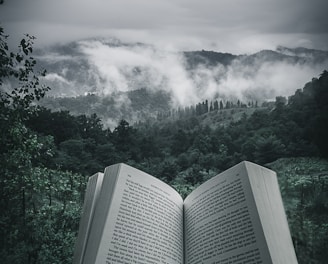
(1, 0, 328, 53)
(218, 60, 326, 102)
(35, 53, 74, 63)
(41, 39, 328, 107)
(44, 73, 70, 84)
(78, 40, 200, 105)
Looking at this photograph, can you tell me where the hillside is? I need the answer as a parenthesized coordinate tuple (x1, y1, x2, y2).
(31, 39, 328, 127)
(39, 88, 172, 128)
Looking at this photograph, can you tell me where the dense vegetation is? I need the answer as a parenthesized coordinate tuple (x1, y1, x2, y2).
(1, 27, 328, 263)
(38, 88, 172, 127)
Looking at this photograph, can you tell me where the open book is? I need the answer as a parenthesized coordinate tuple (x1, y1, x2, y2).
(73, 161, 298, 264)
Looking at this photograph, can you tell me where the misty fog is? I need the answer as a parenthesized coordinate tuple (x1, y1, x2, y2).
(37, 39, 328, 108)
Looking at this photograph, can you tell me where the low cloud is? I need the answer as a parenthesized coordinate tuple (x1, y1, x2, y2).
(75, 40, 328, 106)
(37, 39, 328, 109)
(217, 60, 325, 102)
(78, 40, 200, 105)
(44, 73, 70, 84)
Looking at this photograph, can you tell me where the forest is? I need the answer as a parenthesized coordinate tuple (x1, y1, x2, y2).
(1, 27, 328, 264)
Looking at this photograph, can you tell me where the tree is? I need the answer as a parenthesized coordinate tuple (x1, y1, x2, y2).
(171, 129, 190, 155)
(0, 28, 50, 119)
(27, 108, 79, 144)
(209, 101, 214, 111)
(268, 158, 328, 264)
(275, 96, 287, 109)
(253, 134, 286, 164)
(77, 113, 106, 143)
(219, 100, 224, 110)
(310, 71, 328, 157)
(213, 100, 219, 110)
(0, 26, 85, 263)
(158, 160, 179, 182)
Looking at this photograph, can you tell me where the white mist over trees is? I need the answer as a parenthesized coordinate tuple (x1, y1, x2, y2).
(36, 39, 328, 108)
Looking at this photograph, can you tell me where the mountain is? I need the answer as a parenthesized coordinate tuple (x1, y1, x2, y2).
(276, 46, 328, 64)
(33, 38, 328, 126)
(183, 50, 239, 68)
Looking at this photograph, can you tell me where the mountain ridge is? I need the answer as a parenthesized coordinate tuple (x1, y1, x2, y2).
(34, 39, 328, 97)
(31, 39, 328, 126)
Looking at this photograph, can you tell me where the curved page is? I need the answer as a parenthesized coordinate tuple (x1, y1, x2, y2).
(84, 164, 184, 264)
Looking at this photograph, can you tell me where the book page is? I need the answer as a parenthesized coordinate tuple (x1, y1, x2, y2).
(184, 161, 272, 264)
(246, 162, 298, 263)
(73, 172, 104, 264)
(87, 164, 184, 264)
(82, 165, 120, 264)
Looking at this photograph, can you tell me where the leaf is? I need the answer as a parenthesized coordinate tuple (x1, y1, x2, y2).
(16, 54, 23, 63)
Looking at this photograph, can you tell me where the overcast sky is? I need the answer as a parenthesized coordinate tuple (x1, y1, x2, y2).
(1, 0, 328, 53)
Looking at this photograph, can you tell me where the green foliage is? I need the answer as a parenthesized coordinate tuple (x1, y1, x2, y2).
(0, 166, 85, 264)
(26, 108, 80, 144)
(0, 26, 84, 264)
(267, 158, 328, 264)
(288, 71, 328, 156)
(171, 183, 196, 199)
(0, 113, 84, 263)
(0, 29, 50, 118)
